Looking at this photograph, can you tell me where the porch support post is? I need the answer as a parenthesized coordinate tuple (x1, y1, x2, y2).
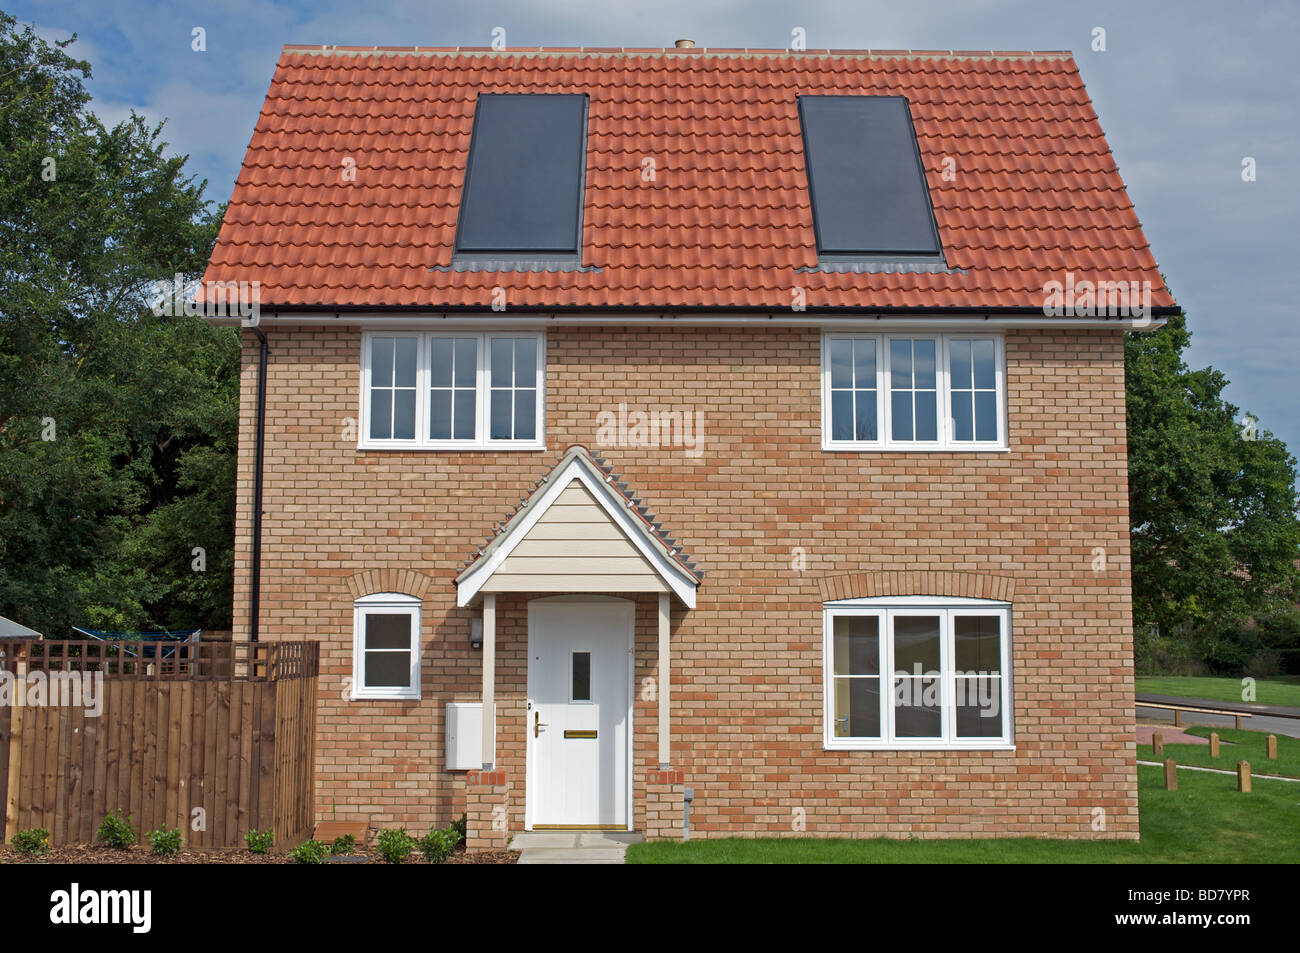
(481, 593, 496, 769)
(658, 592, 671, 767)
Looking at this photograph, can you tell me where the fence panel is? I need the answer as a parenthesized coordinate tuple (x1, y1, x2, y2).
(0, 639, 317, 849)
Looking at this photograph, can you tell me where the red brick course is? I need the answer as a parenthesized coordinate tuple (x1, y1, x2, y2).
(234, 323, 1138, 841)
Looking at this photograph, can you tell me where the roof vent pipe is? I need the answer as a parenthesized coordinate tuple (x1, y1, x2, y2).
(674, 38, 695, 48)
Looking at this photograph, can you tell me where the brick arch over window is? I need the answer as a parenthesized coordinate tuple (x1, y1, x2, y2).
(343, 569, 435, 601)
(816, 571, 1015, 603)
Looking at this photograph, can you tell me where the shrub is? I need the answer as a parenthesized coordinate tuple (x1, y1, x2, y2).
(245, 829, 274, 854)
(11, 828, 49, 855)
(418, 825, 462, 864)
(147, 826, 182, 857)
(452, 814, 467, 843)
(1244, 649, 1284, 679)
(290, 839, 328, 864)
(376, 827, 415, 864)
(96, 810, 137, 850)
(330, 833, 356, 855)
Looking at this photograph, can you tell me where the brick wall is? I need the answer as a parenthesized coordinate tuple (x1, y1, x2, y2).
(234, 324, 1138, 840)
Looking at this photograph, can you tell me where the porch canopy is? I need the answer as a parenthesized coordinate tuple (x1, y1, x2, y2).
(455, 445, 700, 769)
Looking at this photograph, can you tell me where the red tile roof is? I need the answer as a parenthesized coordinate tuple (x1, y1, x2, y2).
(205, 47, 1175, 312)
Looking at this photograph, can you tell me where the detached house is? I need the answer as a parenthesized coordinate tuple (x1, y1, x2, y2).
(204, 42, 1175, 846)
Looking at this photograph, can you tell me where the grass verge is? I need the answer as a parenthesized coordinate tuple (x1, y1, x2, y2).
(1135, 675, 1300, 709)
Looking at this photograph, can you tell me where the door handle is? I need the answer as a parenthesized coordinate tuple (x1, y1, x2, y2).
(534, 711, 549, 738)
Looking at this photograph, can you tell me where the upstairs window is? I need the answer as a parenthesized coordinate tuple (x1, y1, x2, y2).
(822, 332, 1005, 450)
(362, 331, 544, 450)
(455, 93, 589, 258)
(798, 95, 943, 259)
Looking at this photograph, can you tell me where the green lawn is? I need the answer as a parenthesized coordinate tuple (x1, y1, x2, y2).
(1135, 675, 1300, 709)
(1148, 725, 1300, 779)
(626, 766, 1300, 864)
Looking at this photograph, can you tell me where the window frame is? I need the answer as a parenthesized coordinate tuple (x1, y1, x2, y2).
(820, 332, 1007, 451)
(351, 592, 422, 701)
(359, 331, 546, 451)
(822, 597, 1013, 751)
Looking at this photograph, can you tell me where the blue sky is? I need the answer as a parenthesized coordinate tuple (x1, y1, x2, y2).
(14, 0, 1300, 469)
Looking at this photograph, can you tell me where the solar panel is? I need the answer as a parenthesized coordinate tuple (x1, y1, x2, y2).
(455, 93, 589, 256)
(798, 95, 942, 257)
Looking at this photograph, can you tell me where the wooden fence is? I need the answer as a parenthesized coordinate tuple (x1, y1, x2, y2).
(0, 640, 318, 849)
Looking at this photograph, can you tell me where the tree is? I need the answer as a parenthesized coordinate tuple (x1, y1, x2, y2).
(1126, 311, 1300, 667)
(0, 13, 233, 638)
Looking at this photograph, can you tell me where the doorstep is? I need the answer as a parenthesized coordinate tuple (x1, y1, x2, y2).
(509, 831, 643, 864)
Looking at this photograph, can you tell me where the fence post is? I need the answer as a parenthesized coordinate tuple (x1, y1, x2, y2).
(4, 705, 21, 843)
(1152, 731, 1163, 756)
(1237, 761, 1251, 793)
(1266, 735, 1278, 760)
(1208, 732, 1219, 758)
(1162, 758, 1177, 790)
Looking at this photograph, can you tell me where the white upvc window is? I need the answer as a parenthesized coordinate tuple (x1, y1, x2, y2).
(821, 332, 1006, 450)
(822, 597, 1012, 750)
(352, 593, 422, 700)
(360, 331, 545, 449)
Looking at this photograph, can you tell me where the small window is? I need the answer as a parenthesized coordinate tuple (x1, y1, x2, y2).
(361, 331, 544, 450)
(571, 652, 591, 702)
(822, 333, 1005, 450)
(368, 336, 419, 441)
(948, 338, 999, 443)
(829, 337, 878, 442)
(823, 598, 1011, 749)
(489, 336, 539, 441)
(888, 338, 939, 443)
(352, 593, 421, 700)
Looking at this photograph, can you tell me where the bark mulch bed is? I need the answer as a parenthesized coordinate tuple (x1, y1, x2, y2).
(1, 844, 517, 864)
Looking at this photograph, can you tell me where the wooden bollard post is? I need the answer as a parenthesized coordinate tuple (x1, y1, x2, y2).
(1152, 731, 1164, 756)
(1266, 734, 1278, 760)
(1237, 760, 1251, 793)
(1163, 758, 1177, 790)
(1208, 732, 1219, 758)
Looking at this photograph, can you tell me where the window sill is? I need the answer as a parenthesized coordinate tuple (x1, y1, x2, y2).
(821, 440, 1009, 453)
(357, 440, 546, 453)
(351, 692, 422, 702)
(825, 741, 1015, 752)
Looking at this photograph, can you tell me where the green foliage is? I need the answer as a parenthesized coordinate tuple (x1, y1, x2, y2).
(96, 810, 137, 849)
(376, 827, 415, 864)
(330, 833, 356, 855)
(452, 814, 467, 843)
(1126, 313, 1300, 671)
(147, 826, 182, 856)
(0, 13, 233, 638)
(11, 827, 49, 855)
(290, 839, 328, 864)
(244, 829, 274, 854)
(418, 823, 463, 864)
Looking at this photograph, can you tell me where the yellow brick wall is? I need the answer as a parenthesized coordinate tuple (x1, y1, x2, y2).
(233, 324, 1138, 839)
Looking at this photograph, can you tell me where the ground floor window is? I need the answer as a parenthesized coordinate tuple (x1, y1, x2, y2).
(351, 593, 421, 700)
(823, 597, 1011, 749)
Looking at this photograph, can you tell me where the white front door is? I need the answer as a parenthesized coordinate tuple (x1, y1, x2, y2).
(526, 597, 633, 829)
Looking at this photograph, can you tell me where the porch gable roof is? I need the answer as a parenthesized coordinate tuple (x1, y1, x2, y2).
(455, 445, 701, 608)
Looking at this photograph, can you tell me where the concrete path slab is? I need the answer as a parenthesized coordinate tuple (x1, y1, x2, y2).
(510, 831, 642, 864)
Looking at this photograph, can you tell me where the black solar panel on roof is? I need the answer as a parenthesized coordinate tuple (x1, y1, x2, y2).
(798, 95, 942, 257)
(455, 93, 588, 256)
